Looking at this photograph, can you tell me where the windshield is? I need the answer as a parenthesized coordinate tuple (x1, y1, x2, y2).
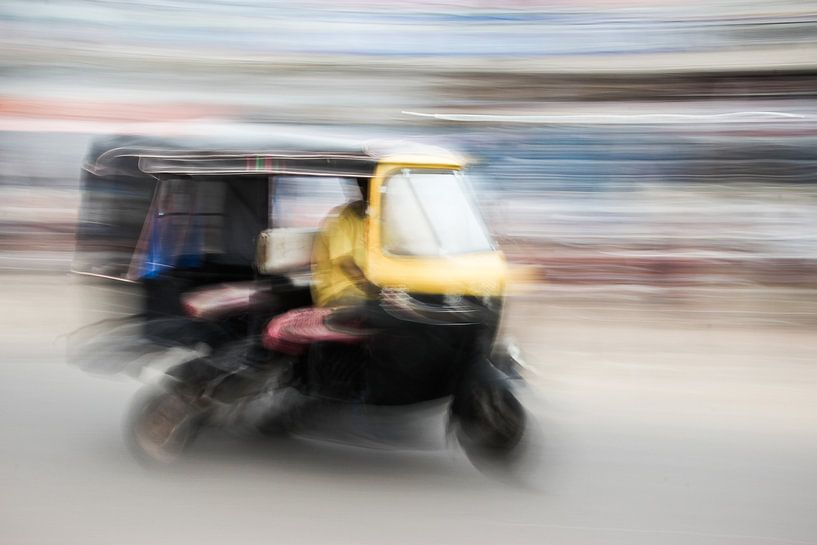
(382, 170, 493, 256)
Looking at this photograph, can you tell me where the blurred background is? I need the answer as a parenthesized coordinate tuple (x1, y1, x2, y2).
(1, 1, 816, 544)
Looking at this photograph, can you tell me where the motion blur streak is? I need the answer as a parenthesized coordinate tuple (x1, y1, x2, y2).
(1, 1, 816, 545)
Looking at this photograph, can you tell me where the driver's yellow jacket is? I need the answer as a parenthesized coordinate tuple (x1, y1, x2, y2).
(310, 200, 369, 307)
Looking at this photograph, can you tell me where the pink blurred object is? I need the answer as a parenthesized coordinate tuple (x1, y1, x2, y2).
(262, 307, 366, 355)
(181, 282, 272, 319)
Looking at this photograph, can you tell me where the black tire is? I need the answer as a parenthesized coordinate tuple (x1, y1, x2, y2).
(124, 387, 206, 466)
(453, 383, 528, 471)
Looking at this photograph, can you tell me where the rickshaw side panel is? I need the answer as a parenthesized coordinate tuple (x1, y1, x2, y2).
(74, 167, 158, 281)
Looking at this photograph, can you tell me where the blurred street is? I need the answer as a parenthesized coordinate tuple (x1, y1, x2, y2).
(1, 275, 816, 545)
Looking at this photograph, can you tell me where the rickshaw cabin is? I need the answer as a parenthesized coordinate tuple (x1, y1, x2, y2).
(74, 132, 441, 317)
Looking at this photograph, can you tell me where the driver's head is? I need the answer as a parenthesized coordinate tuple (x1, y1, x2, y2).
(356, 178, 370, 204)
(342, 177, 370, 204)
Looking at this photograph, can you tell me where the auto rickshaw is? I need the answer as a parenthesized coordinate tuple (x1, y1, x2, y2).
(71, 127, 529, 469)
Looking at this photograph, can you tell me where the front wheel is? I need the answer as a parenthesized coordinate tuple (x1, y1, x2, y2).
(124, 387, 207, 466)
(452, 383, 528, 470)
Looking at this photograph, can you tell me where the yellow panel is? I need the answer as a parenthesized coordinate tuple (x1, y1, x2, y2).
(364, 162, 507, 296)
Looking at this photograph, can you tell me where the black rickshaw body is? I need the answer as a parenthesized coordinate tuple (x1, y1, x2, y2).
(73, 129, 518, 410)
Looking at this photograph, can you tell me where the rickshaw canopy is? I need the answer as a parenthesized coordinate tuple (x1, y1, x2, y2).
(83, 132, 465, 179)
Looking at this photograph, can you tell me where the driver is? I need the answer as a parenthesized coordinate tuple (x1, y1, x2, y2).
(310, 178, 377, 308)
(303, 177, 387, 402)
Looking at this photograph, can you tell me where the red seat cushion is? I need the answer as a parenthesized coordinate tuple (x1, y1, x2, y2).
(262, 307, 366, 355)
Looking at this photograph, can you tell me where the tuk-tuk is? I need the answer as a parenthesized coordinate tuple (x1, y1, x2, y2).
(72, 128, 528, 469)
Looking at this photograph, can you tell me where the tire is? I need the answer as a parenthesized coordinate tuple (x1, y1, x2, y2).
(124, 386, 207, 466)
(453, 383, 528, 471)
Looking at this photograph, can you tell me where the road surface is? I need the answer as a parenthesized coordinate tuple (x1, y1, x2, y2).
(1, 275, 816, 545)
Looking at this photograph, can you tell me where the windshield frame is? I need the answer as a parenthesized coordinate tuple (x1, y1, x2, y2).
(378, 167, 495, 258)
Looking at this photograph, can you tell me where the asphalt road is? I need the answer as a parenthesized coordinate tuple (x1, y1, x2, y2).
(1, 275, 816, 545)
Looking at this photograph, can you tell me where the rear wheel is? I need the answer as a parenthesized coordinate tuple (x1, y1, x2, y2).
(124, 387, 207, 466)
